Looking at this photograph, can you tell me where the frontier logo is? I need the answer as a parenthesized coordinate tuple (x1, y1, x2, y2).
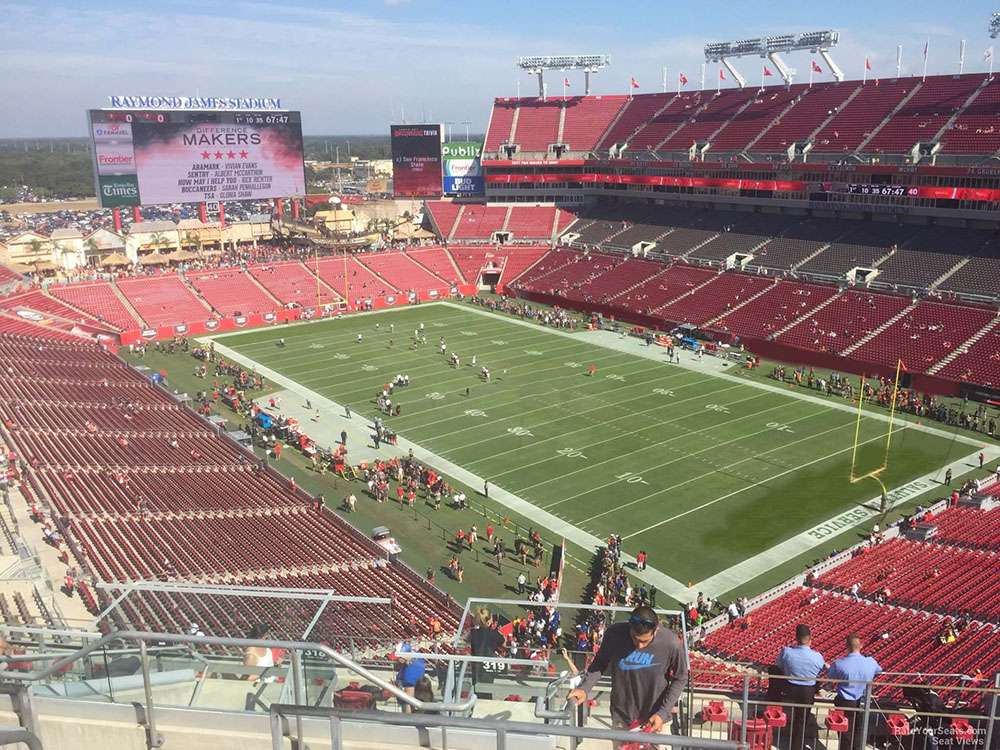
(98, 175, 141, 207)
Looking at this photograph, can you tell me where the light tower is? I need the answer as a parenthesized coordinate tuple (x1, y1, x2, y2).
(704, 30, 842, 87)
(516, 54, 610, 98)
(990, 11, 1000, 37)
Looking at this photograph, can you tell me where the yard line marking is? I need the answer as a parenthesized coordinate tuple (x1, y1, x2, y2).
(402, 361, 699, 425)
(540, 406, 833, 510)
(621, 427, 897, 540)
(422, 371, 720, 445)
(693, 444, 1000, 598)
(511, 395, 804, 491)
(452, 381, 751, 461)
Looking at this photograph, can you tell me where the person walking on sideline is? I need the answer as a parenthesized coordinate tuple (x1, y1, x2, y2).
(778, 624, 826, 750)
(828, 634, 882, 750)
(568, 606, 687, 745)
(516, 572, 527, 595)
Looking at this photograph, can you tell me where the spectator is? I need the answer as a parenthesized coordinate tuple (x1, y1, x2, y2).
(828, 634, 882, 750)
(777, 624, 826, 750)
(568, 606, 688, 742)
(393, 642, 426, 714)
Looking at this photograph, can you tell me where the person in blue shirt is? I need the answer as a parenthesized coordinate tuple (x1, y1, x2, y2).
(393, 642, 426, 714)
(777, 624, 826, 750)
(828, 634, 882, 750)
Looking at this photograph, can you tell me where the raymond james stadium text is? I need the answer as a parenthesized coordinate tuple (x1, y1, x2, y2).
(108, 95, 282, 110)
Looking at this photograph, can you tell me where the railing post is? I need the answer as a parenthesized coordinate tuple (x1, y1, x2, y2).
(496, 727, 507, 750)
(859, 679, 873, 750)
(983, 674, 999, 750)
(139, 640, 163, 749)
(328, 712, 342, 750)
(291, 650, 305, 749)
(740, 673, 750, 747)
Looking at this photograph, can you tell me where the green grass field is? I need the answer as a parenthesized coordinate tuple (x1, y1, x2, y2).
(209, 301, 978, 594)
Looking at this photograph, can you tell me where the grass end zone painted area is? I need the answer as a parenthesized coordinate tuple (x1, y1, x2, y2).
(182, 301, 994, 603)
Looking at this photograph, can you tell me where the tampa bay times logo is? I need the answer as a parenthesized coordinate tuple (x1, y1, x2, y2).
(98, 175, 140, 207)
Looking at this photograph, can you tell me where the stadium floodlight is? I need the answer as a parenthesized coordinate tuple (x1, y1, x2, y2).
(991, 12, 1000, 38)
(517, 54, 611, 97)
(704, 30, 842, 86)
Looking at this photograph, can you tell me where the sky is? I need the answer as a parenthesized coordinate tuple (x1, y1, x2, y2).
(1, 0, 998, 137)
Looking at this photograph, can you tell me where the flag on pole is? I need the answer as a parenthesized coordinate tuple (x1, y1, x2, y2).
(923, 39, 929, 60)
(630, 76, 640, 89)
(922, 38, 929, 81)
(863, 56, 872, 84)
(865, 57, 872, 71)
(719, 68, 726, 80)
(811, 60, 823, 73)
(679, 72, 688, 86)
(763, 65, 773, 77)
(986, 47, 994, 61)
(564, 77, 570, 87)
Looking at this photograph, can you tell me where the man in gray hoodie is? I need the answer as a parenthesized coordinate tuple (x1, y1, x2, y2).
(568, 606, 688, 740)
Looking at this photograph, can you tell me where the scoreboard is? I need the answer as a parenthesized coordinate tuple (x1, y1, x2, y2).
(88, 109, 306, 207)
(391, 124, 443, 198)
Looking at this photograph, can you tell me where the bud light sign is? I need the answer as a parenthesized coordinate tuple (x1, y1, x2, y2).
(442, 141, 484, 195)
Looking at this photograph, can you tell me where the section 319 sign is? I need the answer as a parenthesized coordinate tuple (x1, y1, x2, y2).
(88, 109, 306, 207)
(391, 124, 443, 198)
(442, 141, 484, 196)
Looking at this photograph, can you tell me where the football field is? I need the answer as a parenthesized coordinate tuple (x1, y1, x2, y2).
(210, 301, 982, 598)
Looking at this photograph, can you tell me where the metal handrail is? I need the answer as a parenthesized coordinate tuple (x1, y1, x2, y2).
(0, 630, 476, 713)
(268, 703, 747, 750)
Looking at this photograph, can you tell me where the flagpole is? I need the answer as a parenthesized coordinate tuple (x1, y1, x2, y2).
(701, 62, 706, 92)
(863, 56, 869, 84)
(717, 68, 721, 94)
(662, 66, 667, 93)
(959, 39, 966, 74)
(990, 47, 995, 78)
(922, 38, 929, 82)
(809, 63, 814, 88)
(896, 45, 902, 79)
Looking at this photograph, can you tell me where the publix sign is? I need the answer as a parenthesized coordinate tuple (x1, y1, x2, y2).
(442, 141, 484, 195)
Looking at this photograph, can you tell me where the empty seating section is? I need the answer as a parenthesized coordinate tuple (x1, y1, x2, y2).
(249, 261, 340, 306)
(0, 316, 78, 341)
(627, 95, 702, 150)
(317, 256, 397, 301)
(686, 214, 797, 262)
(49, 283, 141, 330)
(0, 265, 22, 286)
(776, 290, 911, 354)
(798, 223, 910, 277)
(452, 205, 509, 240)
(613, 264, 715, 315)
(448, 246, 508, 284)
(571, 215, 627, 246)
(504, 247, 580, 290)
(708, 86, 804, 152)
(117, 276, 211, 328)
(940, 77, 1000, 153)
(866, 75, 983, 154)
(851, 300, 995, 372)
(655, 272, 770, 325)
(186, 268, 278, 317)
(560, 97, 626, 152)
(512, 101, 562, 152)
(0, 290, 114, 332)
(931, 506, 1000, 551)
(505, 206, 557, 239)
(0, 332, 463, 639)
(356, 252, 448, 294)
(810, 79, 911, 152)
(526, 252, 624, 300)
(659, 89, 758, 151)
(752, 83, 860, 152)
(407, 247, 465, 285)
(873, 249, 964, 288)
(555, 208, 578, 234)
(700, 588, 1000, 692)
(563, 257, 661, 304)
(936, 323, 1000, 387)
(496, 247, 550, 289)
(598, 93, 674, 149)
(938, 257, 1000, 298)
(33, 467, 305, 517)
(813, 538, 1000, 620)
(424, 201, 462, 238)
(484, 100, 517, 151)
(714, 281, 839, 338)
(746, 219, 839, 272)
